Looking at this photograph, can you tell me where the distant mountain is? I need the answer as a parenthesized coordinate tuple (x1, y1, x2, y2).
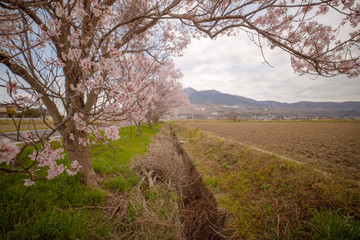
(184, 88, 259, 106)
(183, 87, 360, 112)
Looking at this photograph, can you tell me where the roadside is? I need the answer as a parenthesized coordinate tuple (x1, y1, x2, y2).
(1, 129, 61, 145)
(0, 119, 54, 132)
(2, 123, 229, 239)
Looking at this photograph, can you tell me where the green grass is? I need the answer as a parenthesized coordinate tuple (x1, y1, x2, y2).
(91, 124, 161, 176)
(0, 123, 162, 239)
(105, 174, 138, 192)
(0, 172, 107, 239)
(304, 209, 360, 240)
(173, 124, 360, 239)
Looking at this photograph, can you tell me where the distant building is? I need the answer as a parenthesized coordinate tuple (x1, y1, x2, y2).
(0, 102, 52, 119)
(0, 103, 18, 118)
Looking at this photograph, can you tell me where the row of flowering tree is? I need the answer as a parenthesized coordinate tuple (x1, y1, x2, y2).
(0, 0, 359, 186)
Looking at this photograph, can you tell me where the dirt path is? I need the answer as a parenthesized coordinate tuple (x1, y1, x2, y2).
(188, 122, 360, 181)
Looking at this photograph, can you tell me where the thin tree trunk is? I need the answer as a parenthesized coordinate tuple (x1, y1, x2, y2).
(152, 116, 160, 125)
(145, 112, 152, 129)
(135, 122, 142, 137)
(130, 120, 133, 140)
(147, 118, 152, 129)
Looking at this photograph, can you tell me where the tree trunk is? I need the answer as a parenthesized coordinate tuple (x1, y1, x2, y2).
(147, 118, 152, 129)
(152, 116, 160, 124)
(63, 134, 99, 187)
(145, 112, 152, 129)
(135, 122, 142, 137)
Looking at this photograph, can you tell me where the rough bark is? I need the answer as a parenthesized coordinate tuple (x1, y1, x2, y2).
(64, 138, 99, 186)
(62, 118, 98, 187)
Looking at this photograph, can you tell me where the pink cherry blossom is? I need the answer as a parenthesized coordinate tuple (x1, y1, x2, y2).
(24, 131, 33, 140)
(0, 138, 20, 165)
(104, 126, 120, 141)
(69, 133, 75, 141)
(24, 179, 36, 187)
(66, 160, 82, 176)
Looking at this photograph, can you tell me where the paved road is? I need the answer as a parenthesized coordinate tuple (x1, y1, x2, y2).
(0, 129, 61, 144)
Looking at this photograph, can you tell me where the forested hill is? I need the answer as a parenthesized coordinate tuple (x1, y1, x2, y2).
(183, 87, 360, 111)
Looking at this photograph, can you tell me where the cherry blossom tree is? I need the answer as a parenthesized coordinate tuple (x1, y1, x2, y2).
(0, 0, 191, 186)
(118, 54, 159, 137)
(122, 58, 189, 135)
(0, 0, 359, 186)
(146, 61, 189, 128)
(226, 111, 239, 122)
(170, 0, 359, 77)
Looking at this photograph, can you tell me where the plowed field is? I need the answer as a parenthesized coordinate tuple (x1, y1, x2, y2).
(188, 122, 360, 181)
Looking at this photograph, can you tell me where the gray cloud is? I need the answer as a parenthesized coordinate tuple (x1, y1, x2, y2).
(173, 34, 360, 103)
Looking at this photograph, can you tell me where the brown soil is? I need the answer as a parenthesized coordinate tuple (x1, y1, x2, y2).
(187, 122, 360, 181)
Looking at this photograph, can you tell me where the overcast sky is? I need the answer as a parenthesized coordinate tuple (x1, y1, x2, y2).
(1, 7, 359, 104)
(173, 33, 360, 103)
(1, 34, 359, 104)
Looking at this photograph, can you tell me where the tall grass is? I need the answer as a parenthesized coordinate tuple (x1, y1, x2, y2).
(305, 209, 360, 240)
(0, 172, 106, 239)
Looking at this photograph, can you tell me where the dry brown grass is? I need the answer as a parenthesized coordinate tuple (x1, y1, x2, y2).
(0, 119, 54, 132)
(120, 129, 186, 239)
(131, 133, 188, 188)
(93, 128, 184, 240)
(129, 126, 230, 240)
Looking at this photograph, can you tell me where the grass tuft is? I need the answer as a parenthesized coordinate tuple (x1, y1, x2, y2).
(105, 174, 138, 192)
(305, 209, 360, 240)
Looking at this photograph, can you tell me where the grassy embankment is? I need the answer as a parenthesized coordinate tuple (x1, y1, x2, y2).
(173, 123, 360, 239)
(0, 124, 177, 239)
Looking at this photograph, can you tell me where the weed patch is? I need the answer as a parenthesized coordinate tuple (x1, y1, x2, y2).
(91, 124, 161, 176)
(304, 209, 360, 239)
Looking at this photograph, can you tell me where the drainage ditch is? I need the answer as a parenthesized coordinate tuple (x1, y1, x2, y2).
(169, 126, 231, 240)
(132, 126, 233, 239)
